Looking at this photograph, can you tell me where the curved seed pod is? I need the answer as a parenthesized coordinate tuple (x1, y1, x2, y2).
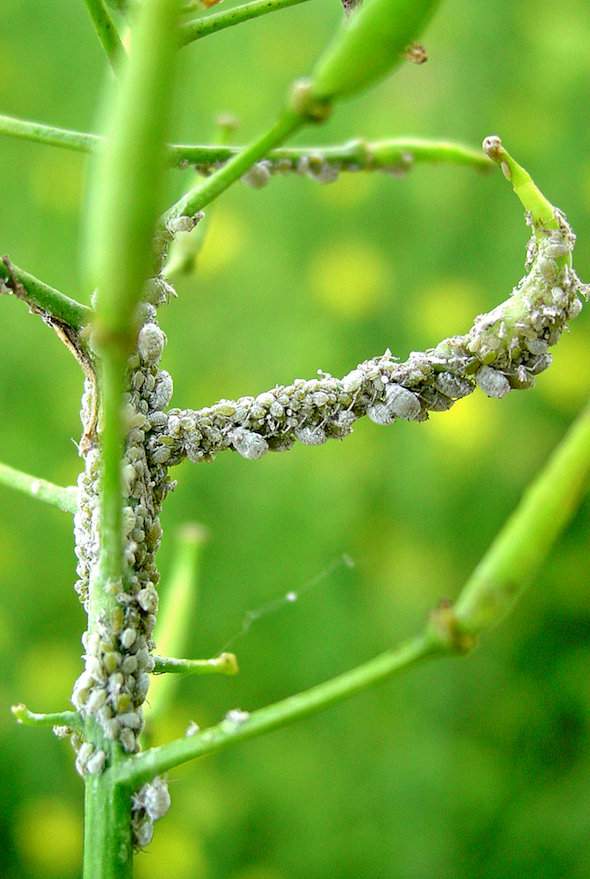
(310, 0, 440, 101)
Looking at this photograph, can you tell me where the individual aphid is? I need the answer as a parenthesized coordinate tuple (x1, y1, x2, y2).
(294, 425, 326, 446)
(384, 383, 422, 420)
(133, 817, 154, 849)
(137, 323, 166, 365)
(120, 728, 137, 753)
(476, 365, 511, 398)
(86, 749, 106, 775)
(231, 428, 269, 460)
(242, 161, 272, 189)
(434, 372, 474, 400)
(142, 777, 171, 821)
(367, 401, 396, 425)
(224, 708, 250, 727)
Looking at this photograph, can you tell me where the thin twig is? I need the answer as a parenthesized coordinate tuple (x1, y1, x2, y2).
(179, 0, 313, 46)
(83, 0, 126, 71)
(0, 462, 78, 513)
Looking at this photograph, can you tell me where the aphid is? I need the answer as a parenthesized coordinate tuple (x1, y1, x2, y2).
(149, 371, 174, 410)
(134, 818, 154, 848)
(185, 721, 200, 737)
(242, 161, 272, 189)
(118, 712, 142, 730)
(384, 383, 422, 420)
(476, 365, 511, 398)
(434, 372, 474, 400)
(137, 323, 166, 365)
(367, 401, 396, 425)
(120, 728, 137, 753)
(231, 428, 269, 460)
(294, 425, 327, 446)
(86, 749, 106, 775)
(142, 777, 171, 821)
(121, 628, 137, 649)
(224, 708, 250, 727)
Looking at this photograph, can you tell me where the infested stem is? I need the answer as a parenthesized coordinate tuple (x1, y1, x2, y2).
(0, 461, 78, 513)
(114, 397, 590, 786)
(179, 0, 313, 46)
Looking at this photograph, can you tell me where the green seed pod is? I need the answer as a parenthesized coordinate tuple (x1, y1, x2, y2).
(310, 0, 440, 101)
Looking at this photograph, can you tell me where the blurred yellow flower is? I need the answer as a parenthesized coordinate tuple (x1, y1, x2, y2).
(308, 239, 391, 318)
(16, 797, 81, 875)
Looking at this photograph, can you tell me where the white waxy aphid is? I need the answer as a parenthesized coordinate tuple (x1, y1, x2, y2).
(150, 371, 174, 410)
(151, 446, 171, 465)
(231, 428, 269, 460)
(142, 777, 171, 821)
(569, 297, 583, 319)
(122, 655, 139, 674)
(224, 708, 250, 727)
(525, 338, 548, 355)
(434, 372, 474, 400)
(167, 212, 202, 235)
(186, 721, 200, 737)
(367, 401, 396, 425)
(104, 718, 121, 740)
(384, 383, 422, 420)
(120, 728, 137, 753)
(341, 369, 364, 392)
(137, 587, 158, 613)
(78, 742, 94, 764)
(119, 712, 142, 730)
(86, 688, 107, 714)
(329, 410, 356, 437)
(134, 818, 154, 848)
(242, 161, 272, 189)
(295, 425, 327, 446)
(86, 749, 106, 775)
(121, 628, 137, 649)
(476, 365, 511, 399)
(137, 323, 166, 365)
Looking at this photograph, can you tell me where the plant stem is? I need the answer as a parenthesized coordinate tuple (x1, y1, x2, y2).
(0, 114, 100, 153)
(455, 400, 590, 636)
(84, 770, 133, 879)
(83, 0, 126, 71)
(114, 399, 590, 786)
(0, 114, 490, 173)
(114, 635, 438, 786)
(11, 704, 82, 729)
(0, 258, 91, 329)
(163, 110, 303, 221)
(0, 462, 78, 513)
(179, 0, 312, 46)
(153, 653, 239, 675)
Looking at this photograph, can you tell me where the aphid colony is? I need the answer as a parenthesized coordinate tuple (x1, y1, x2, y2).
(147, 210, 586, 468)
(72, 297, 176, 845)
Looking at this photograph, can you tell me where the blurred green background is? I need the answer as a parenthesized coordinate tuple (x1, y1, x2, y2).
(1, 1, 590, 877)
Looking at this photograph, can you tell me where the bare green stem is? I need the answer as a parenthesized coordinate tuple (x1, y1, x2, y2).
(179, 0, 313, 46)
(455, 400, 590, 636)
(153, 653, 239, 676)
(11, 703, 82, 730)
(83, 0, 126, 71)
(0, 257, 91, 329)
(0, 462, 78, 513)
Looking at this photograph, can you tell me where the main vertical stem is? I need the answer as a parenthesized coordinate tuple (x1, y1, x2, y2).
(84, 770, 133, 879)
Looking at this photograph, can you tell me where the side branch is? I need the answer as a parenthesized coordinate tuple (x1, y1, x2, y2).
(153, 653, 238, 676)
(179, 0, 313, 46)
(83, 0, 126, 71)
(0, 258, 91, 330)
(0, 462, 78, 513)
(147, 141, 586, 467)
(12, 703, 82, 730)
(0, 114, 489, 175)
(114, 397, 590, 787)
(114, 635, 437, 786)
